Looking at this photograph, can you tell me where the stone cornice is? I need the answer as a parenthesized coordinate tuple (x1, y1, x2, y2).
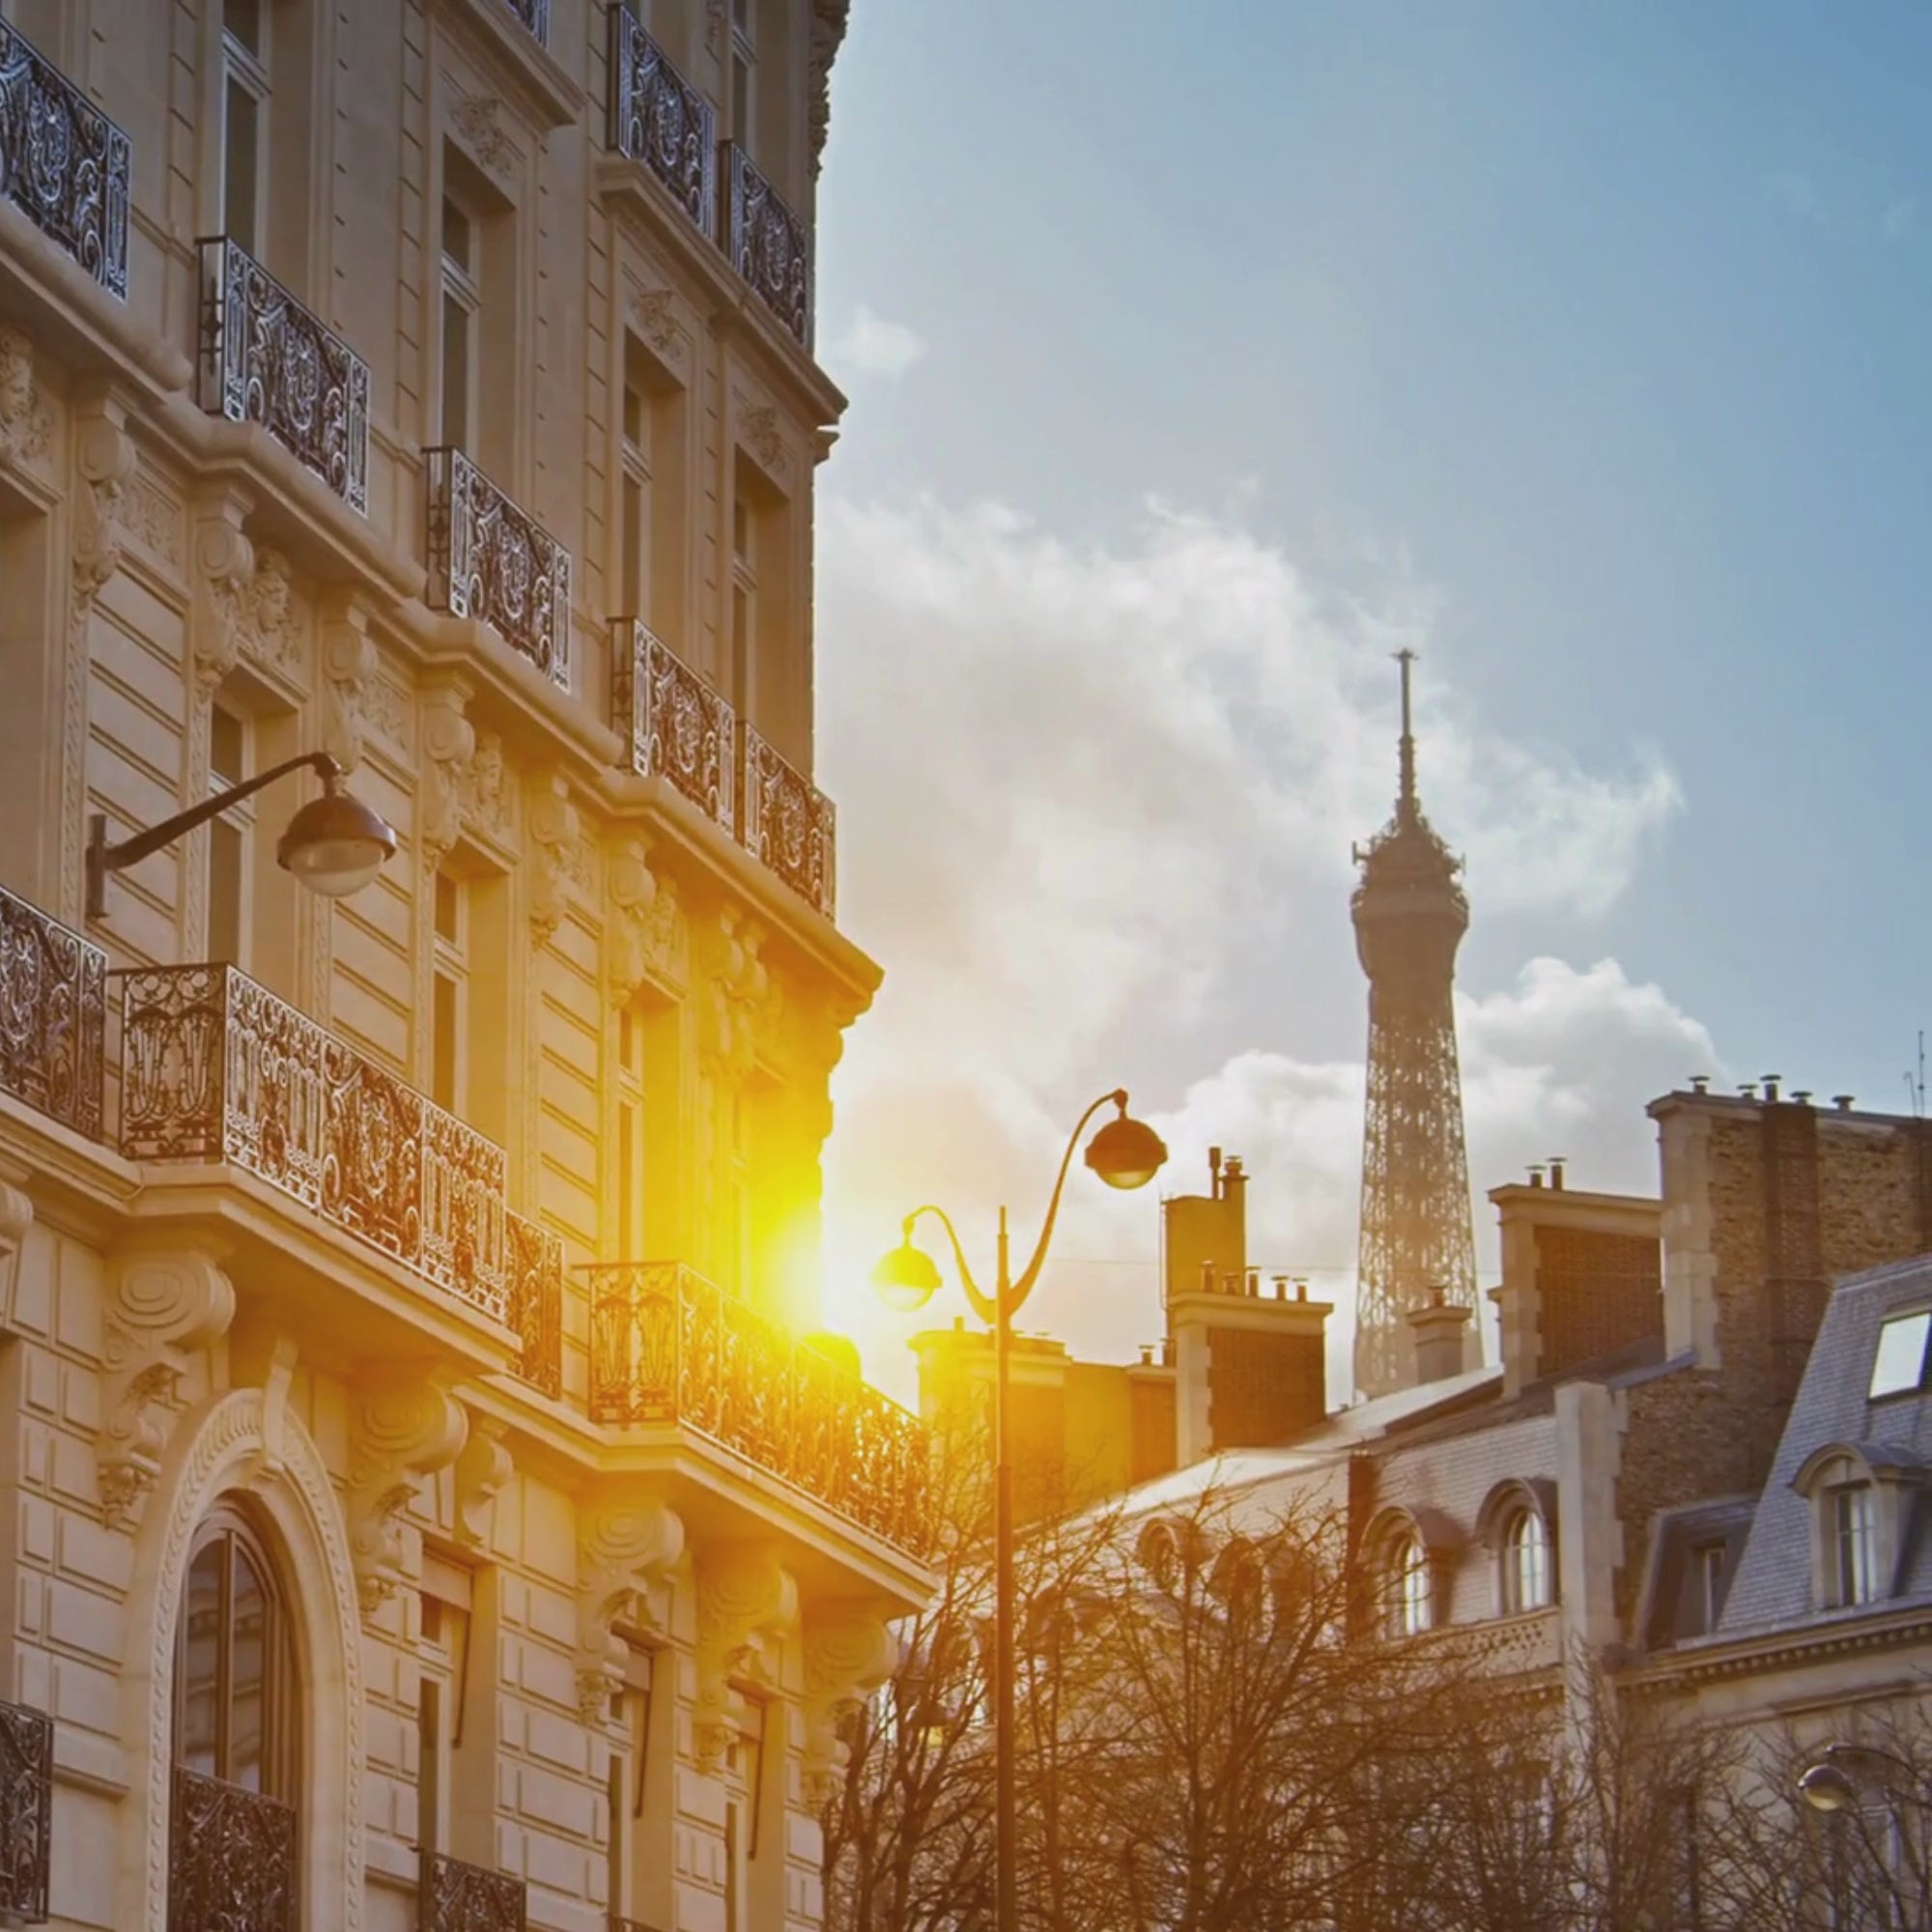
(1629, 1606, 1932, 1690)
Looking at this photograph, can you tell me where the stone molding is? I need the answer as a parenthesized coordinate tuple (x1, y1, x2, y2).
(694, 1543, 796, 1772)
(451, 1406, 512, 1550)
(319, 591, 378, 773)
(576, 1492, 684, 1722)
(418, 680, 477, 870)
(526, 770, 580, 946)
(345, 1372, 468, 1615)
(801, 1610, 897, 1803)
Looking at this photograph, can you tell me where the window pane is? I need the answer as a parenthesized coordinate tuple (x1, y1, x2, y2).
(433, 972, 459, 1112)
(223, 76, 259, 248)
(209, 819, 244, 966)
(1869, 1310, 1930, 1398)
(618, 1102, 639, 1258)
(441, 197, 471, 275)
(179, 1542, 224, 1776)
(624, 380, 645, 453)
(440, 292, 470, 450)
(229, 1547, 268, 1791)
(434, 870, 460, 946)
(731, 584, 752, 717)
(731, 55, 751, 148)
(623, 474, 645, 618)
(210, 706, 246, 786)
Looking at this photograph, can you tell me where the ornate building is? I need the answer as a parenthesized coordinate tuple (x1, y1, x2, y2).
(0, 3, 929, 1927)
(1350, 651, 1478, 1399)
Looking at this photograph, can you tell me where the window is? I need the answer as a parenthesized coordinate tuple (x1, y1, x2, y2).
(1501, 1507, 1551, 1614)
(220, 0, 270, 253)
(616, 1005, 646, 1258)
(730, 487, 756, 724)
(728, 0, 755, 156)
(1694, 1539, 1727, 1631)
(208, 702, 250, 966)
(431, 869, 466, 1114)
(1383, 1531, 1430, 1639)
(439, 193, 479, 451)
(608, 1641, 654, 1922)
(176, 1512, 294, 1796)
(1832, 1477, 1879, 1606)
(1869, 1310, 1932, 1399)
(721, 1697, 766, 1932)
(418, 1554, 476, 1860)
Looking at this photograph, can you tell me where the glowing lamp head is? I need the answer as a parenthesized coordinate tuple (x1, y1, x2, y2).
(1798, 1761, 1858, 1815)
(871, 1234, 943, 1315)
(277, 775, 398, 898)
(1084, 1096, 1169, 1191)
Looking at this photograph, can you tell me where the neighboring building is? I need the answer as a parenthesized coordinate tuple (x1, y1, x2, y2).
(0, 6, 929, 1929)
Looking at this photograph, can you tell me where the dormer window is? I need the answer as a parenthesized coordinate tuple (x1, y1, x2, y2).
(1796, 1443, 1925, 1613)
(1830, 1471, 1879, 1607)
(1869, 1309, 1932, 1399)
(1501, 1507, 1551, 1614)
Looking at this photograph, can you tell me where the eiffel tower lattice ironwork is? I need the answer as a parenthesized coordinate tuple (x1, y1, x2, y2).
(1350, 650, 1478, 1399)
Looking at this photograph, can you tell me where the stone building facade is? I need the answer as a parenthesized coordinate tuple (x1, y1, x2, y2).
(0, 3, 931, 1928)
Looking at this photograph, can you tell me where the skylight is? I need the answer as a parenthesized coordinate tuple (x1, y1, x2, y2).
(1869, 1309, 1932, 1400)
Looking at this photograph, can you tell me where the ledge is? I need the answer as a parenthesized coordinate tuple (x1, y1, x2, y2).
(426, 0, 585, 130)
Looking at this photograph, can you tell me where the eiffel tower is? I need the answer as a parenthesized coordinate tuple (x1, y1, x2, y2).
(1350, 652, 1478, 1399)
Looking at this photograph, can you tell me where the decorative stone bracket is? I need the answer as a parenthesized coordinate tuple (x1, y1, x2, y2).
(576, 1492, 684, 1723)
(0, 1179, 33, 1332)
(451, 1407, 512, 1551)
(0, 327, 50, 470)
(419, 681, 477, 871)
(319, 591, 377, 774)
(700, 906, 771, 1087)
(345, 1374, 467, 1618)
(526, 773, 580, 948)
(694, 1544, 797, 1773)
(97, 1242, 238, 1528)
(802, 1612, 899, 1804)
(606, 837, 684, 1004)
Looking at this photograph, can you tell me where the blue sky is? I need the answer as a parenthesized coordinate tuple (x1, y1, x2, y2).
(806, 3, 1932, 1384)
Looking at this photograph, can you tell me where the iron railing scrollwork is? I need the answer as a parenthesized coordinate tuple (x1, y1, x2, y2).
(741, 726, 836, 919)
(421, 1851, 527, 1932)
(611, 1918, 667, 1932)
(0, 21, 129, 299)
(611, 620, 736, 833)
(724, 143, 810, 348)
(117, 965, 510, 1323)
(587, 1263, 931, 1556)
(0, 883, 105, 1140)
(426, 447, 573, 690)
(507, 1211, 563, 1398)
(500, 0, 550, 46)
(0, 1698, 51, 1922)
(168, 1766, 298, 1932)
(610, 6, 714, 235)
(198, 235, 370, 514)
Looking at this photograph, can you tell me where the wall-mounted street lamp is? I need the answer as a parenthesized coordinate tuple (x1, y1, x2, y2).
(1798, 1740, 1917, 1814)
(871, 1088, 1168, 1932)
(86, 750, 397, 920)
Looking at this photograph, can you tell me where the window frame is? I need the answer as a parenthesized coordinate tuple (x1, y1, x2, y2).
(728, 0, 756, 156)
(430, 868, 469, 1115)
(207, 700, 254, 968)
(1500, 1505, 1551, 1615)
(1869, 1308, 1932, 1401)
(615, 1001, 647, 1259)
(1831, 1477, 1879, 1608)
(1383, 1529, 1431, 1640)
(439, 191, 482, 454)
(219, 0, 271, 255)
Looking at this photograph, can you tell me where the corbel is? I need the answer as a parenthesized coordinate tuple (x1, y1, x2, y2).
(802, 1611, 899, 1804)
(451, 1406, 512, 1551)
(575, 1492, 684, 1722)
(345, 1371, 468, 1618)
(97, 1239, 237, 1528)
(694, 1543, 797, 1772)
(0, 326, 50, 470)
(418, 677, 475, 870)
(70, 391, 135, 611)
(0, 1177, 33, 1333)
(318, 590, 378, 773)
(189, 485, 257, 696)
(526, 770, 580, 947)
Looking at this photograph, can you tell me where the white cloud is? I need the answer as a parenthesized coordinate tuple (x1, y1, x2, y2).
(812, 494, 1691, 1396)
(827, 303, 928, 380)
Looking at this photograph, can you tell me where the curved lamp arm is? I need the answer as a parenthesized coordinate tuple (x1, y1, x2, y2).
(1008, 1089, 1127, 1318)
(1824, 1741, 1921, 1786)
(904, 1204, 997, 1326)
(98, 751, 342, 875)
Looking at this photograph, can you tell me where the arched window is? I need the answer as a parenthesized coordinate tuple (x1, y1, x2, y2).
(1383, 1530, 1431, 1638)
(1822, 1459, 1879, 1607)
(175, 1510, 296, 1794)
(1501, 1507, 1551, 1614)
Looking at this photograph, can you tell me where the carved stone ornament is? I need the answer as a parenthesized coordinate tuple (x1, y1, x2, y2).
(190, 502, 256, 696)
(700, 905, 770, 1086)
(740, 402, 787, 477)
(576, 1493, 684, 1722)
(606, 836, 687, 1005)
(526, 774, 580, 947)
(808, 0, 852, 175)
(628, 287, 678, 356)
(418, 682, 476, 870)
(451, 1408, 512, 1550)
(344, 1375, 467, 1617)
(802, 1612, 898, 1804)
(451, 90, 517, 185)
(0, 327, 50, 469)
(319, 593, 377, 773)
(460, 729, 509, 841)
(71, 407, 135, 608)
(694, 1545, 797, 1773)
(238, 545, 302, 683)
(0, 1179, 34, 1334)
(97, 1242, 238, 1528)
(704, 0, 725, 58)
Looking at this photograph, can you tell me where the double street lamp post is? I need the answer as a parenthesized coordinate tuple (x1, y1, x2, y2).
(871, 1089, 1168, 1932)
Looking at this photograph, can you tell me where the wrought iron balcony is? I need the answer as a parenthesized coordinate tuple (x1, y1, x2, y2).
(611, 620, 736, 834)
(0, 882, 105, 1141)
(507, 1210, 562, 1399)
(611, 1918, 666, 1932)
(724, 143, 810, 348)
(169, 1766, 297, 1932)
(587, 1263, 931, 1556)
(421, 1851, 526, 1932)
(426, 447, 573, 689)
(741, 726, 836, 920)
(500, 0, 550, 45)
(198, 236, 370, 515)
(116, 964, 511, 1326)
(0, 22, 130, 300)
(0, 1698, 51, 1922)
(610, 7, 714, 236)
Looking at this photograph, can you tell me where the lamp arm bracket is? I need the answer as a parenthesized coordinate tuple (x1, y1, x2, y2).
(906, 1206, 997, 1326)
(95, 750, 341, 877)
(1008, 1089, 1127, 1316)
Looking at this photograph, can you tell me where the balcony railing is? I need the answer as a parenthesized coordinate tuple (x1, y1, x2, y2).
(587, 1263, 931, 1556)
(611, 620, 735, 834)
(0, 1698, 51, 1922)
(611, 1919, 667, 1932)
(741, 726, 836, 920)
(0, 22, 130, 300)
(421, 1851, 527, 1932)
(426, 447, 573, 689)
(507, 1210, 562, 1398)
(0, 882, 105, 1140)
(198, 236, 370, 515)
(500, 0, 550, 46)
(116, 965, 511, 1326)
(610, 7, 714, 236)
(724, 143, 810, 348)
(169, 1767, 298, 1932)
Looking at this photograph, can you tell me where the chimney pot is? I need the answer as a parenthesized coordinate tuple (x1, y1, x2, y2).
(1528, 1164, 1545, 1188)
(1793, 1090, 1813, 1106)
(1271, 1274, 1289, 1301)
(1740, 1083, 1758, 1100)
(1690, 1074, 1711, 1094)
(1762, 1075, 1781, 1103)
(1200, 1260, 1214, 1293)
(1139, 1344, 1153, 1367)
(1834, 1094, 1856, 1112)
(1246, 1268, 1260, 1298)
(1548, 1156, 1567, 1191)
(1295, 1278, 1308, 1301)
